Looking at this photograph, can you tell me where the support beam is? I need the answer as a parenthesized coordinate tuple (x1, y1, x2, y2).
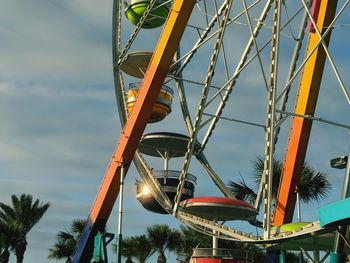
(72, 0, 196, 261)
(272, 0, 338, 226)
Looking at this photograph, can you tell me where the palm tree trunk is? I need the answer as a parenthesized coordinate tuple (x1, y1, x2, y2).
(15, 240, 27, 263)
(0, 247, 10, 263)
(157, 251, 166, 263)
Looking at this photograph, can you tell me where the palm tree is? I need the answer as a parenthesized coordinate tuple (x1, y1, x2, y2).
(0, 234, 4, 262)
(0, 220, 12, 263)
(118, 236, 136, 263)
(0, 194, 50, 263)
(178, 226, 211, 260)
(228, 157, 331, 205)
(132, 235, 153, 263)
(0, 219, 24, 263)
(146, 224, 182, 263)
(48, 219, 87, 263)
(115, 234, 152, 263)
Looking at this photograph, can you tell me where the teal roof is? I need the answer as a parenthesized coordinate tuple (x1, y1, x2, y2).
(318, 198, 350, 228)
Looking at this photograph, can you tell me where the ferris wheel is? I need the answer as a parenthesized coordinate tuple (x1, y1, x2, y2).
(73, 0, 350, 261)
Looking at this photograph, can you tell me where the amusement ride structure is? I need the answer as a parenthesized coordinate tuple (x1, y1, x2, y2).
(72, 0, 350, 262)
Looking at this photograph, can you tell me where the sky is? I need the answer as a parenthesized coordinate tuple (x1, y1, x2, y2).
(0, 0, 349, 263)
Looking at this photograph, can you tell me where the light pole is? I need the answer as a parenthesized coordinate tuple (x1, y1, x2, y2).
(116, 164, 126, 263)
(330, 151, 350, 263)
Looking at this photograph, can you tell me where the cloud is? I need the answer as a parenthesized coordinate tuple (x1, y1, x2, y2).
(0, 1, 349, 262)
(0, 1, 112, 84)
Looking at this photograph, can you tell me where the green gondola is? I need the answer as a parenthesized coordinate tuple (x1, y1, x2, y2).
(125, 0, 170, 29)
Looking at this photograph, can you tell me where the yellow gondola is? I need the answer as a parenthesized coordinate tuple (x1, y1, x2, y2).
(126, 82, 173, 123)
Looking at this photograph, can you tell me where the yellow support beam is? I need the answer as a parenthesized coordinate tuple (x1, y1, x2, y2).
(273, 0, 338, 226)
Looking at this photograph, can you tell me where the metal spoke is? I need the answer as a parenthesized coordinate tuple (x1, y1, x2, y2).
(170, 75, 223, 90)
(262, 0, 281, 239)
(201, 0, 273, 151)
(173, 0, 234, 215)
(241, 0, 269, 91)
(276, 110, 350, 130)
(203, 113, 266, 129)
(174, 48, 194, 134)
(274, 2, 310, 144)
(196, 152, 236, 199)
(172, 0, 262, 76)
(113, 0, 128, 124)
(118, 0, 166, 64)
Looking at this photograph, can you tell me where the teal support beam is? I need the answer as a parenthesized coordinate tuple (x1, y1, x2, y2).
(298, 251, 304, 263)
(279, 250, 286, 263)
(90, 232, 115, 263)
(91, 232, 105, 263)
(330, 251, 347, 263)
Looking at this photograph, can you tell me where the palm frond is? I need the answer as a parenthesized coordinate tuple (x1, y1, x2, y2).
(146, 224, 169, 253)
(251, 156, 283, 196)
(227, 176, 257, 204)
(229, 157, 331, 206)
(66, 219, 87, 240)
(48, 218, 86, 261)
(0, 204, 16, 221)
(57, 231, 74, 242)
(298, 163, 331, 203)
(166, 229, 183, 252)
(133, 235, 153, 263)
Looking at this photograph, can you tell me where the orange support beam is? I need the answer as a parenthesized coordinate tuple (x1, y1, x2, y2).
(72, 0, 196, 261)
(272, 0, 338, 226)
